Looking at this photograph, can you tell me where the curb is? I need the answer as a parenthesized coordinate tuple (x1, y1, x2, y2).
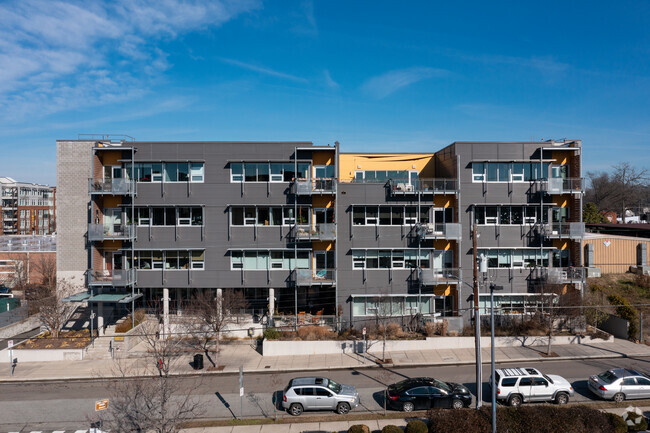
(1, 351, 648, 384)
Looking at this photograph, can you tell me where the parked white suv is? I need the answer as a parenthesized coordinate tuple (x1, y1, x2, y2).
(492, 367, 574, 406)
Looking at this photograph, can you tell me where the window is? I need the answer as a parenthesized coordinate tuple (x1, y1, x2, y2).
(137, 208, 150, 226)
(501, 378, 518, 387)
(231, 250, 307, 270)
(177, 208, 191, 225)
(191, 207, 203, 226)
(231, 163, 243, 182)
(485, 206, 498, 224)
(487, 163, 498, 181)
(353, 251, 365, 269)
(512, 163, 524, 182)
(231, 251, 243, 269)
(190, 163, 204, 182)
(353, 207, 364, 225)
(473, 162, 485, 181)
(479, 249, 550, 268)
(498, 163, 509, 182)
(270, 163, 283, 182)
(245, 163, 257, 182)
(366, 207, 378, 225)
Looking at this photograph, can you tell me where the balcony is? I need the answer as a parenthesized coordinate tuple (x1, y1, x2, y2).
(416, 223, 462, 240)
(295, 268, 336, 286)
(88, 178, 135, 195)
(87, 269, 136, 287)
(88, 224, 135, 241)
(537, 178, 584, 194)
(294, 223, 336, 241)
(388, 178, 458, 195)
(293, 178, 336, 195)
(544, 222, 585, 240)
(539, 267, 586, 284)
(419, 268, 461, 285)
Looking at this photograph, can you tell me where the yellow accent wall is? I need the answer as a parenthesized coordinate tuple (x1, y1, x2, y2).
(434, 285, 452, 296)
(312, 150, 335, 166)
(312, 241, 334, 251)
(103, 240, 122, 251)
(101, 150, 122, 166)
(312, 197, 334, 208)
(339, 153, 435, 182)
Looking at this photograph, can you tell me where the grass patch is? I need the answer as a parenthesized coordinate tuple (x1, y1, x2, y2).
(14, 329, 94, 349)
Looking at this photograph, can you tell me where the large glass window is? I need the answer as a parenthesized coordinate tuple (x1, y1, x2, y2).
(230, 250, 309, 270)
(190, 163, 204, 182)
(473, 163, 485, 181)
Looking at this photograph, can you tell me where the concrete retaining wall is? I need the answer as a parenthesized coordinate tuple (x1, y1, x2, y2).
(262, 334, 613, 356)
(0, 347, 85, 362)
(0, 315, 41, 339)
(0, 305, 28, 328)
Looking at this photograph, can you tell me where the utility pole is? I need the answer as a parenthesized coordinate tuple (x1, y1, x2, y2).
(473, 223, 482, 408)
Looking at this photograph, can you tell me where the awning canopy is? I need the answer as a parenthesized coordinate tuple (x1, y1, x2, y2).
(62, 292, 91, 303)
(88, 293, 143, 303)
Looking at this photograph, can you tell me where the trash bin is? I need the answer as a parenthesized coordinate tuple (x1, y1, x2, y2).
(193, 354, 204, 370)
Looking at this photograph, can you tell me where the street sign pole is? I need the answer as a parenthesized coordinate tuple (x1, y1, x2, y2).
(239, 366, 243, 420)
(7, 340, 13, 376)
(362, 327, 367, 364)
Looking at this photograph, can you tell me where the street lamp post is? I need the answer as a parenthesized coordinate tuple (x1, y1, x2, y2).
(490, 283, 503, 433)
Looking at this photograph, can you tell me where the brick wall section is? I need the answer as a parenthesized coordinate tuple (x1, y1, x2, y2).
(56, 141, 93, 283)
(0, 251, 56, 286)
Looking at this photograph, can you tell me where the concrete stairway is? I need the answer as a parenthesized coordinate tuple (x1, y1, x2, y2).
(84, 325, 116, 360)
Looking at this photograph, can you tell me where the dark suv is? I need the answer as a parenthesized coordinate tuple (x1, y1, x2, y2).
(386, 377, 472, 411)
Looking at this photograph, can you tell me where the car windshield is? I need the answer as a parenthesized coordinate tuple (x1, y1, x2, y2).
(598, 371, 618, 384)
(435, 380, 452, 392)
(327, 379, 342, 394)
(543, 374, 554, 384)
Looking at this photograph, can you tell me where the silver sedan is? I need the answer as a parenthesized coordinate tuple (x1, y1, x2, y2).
(588, 368, 650, 402)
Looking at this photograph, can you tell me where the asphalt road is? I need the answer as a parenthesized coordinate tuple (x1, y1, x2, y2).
(2, 356, 650, 432)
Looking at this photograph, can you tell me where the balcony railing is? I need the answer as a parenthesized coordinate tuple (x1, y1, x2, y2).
(295, 268, 336, 286)
(419, 268, 461, 285)
(87, 269, 135, 286)
(388, 178, 458, 195)
(415, 223, 462, 240)
(540, 267, 586, 284)
(88, 224, 136, 241)
(88, 178, 135, 195)
(537, 178, 584, 194)
(294, 223, 336, 241)
(544, 222, 585, 240)
(293, 178, 336, 194)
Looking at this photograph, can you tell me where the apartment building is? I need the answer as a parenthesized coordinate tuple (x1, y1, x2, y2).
(0, 177, 56, 235)
(56, 137, 584, 330)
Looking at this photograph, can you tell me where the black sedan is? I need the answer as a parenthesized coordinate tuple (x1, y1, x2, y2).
(386, 377, 472, 411)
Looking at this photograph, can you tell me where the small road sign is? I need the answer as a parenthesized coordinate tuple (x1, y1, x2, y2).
(7, 340, 13, 348)
(362, 327, 366, 336)
(95, 399, 109, 411)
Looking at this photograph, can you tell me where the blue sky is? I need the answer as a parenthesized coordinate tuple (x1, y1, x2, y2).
(0, 0, 648, 186)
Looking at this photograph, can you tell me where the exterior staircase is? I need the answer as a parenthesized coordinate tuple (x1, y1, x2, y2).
(84, 325, 116, 360)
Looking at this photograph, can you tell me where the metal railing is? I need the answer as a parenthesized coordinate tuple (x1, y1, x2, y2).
(388, 178, 458, 194)
(540, 267, 586, 284)
(88, 224, 136, 241)
(88, 178, 135, 194)
(87, 269, 136, 286)
(295, 268, 336, 285)
(415, 222, 462, 240)
(294, 223, 336, 241)
(419, 268, 461, 285)
(293, 178, 336, 194)
(537, 178, 584, 194)
(544, 222, 585, 239)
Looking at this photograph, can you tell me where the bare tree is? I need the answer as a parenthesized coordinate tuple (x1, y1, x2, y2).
(183, 289, 248, 368)
(38, 278, 80, 339)
(540, 283, 582, 356)
(7, 254, 28, 291)
(95, 321, 205, 433)
(31, 253, 56, 290)
(586, 163, 649, 219)
(371, 293, 394, 363)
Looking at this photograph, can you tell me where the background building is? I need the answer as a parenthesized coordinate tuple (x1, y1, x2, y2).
(0, 177, 56, 235)
(56, 137, 584, 331)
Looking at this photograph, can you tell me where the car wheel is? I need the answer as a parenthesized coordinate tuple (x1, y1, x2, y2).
(403, 401, 415, 412)
(452, 399, 464, 410)
(289, 403, 303, 416)
(555, 392, 569, 405)
(613, 393, 625, 403)
(336, 402, 351, 415)
(508, 395, 522, 407)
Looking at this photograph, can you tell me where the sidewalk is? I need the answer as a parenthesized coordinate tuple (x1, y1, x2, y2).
(1, 338, 649, 382)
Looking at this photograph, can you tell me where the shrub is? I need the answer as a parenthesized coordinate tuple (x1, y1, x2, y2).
(348, 425, 370, 433)
(624, 410, 648, 432)
(608, 294, 639, 339)
(296, 325, 337, 340)
(263, 327, 280, 340)
(635, 273, 650, 290)
(381, 425, 403, 433)
(605, 412, 628, 433)
(115, 309, 146, 334)
(386, 322, 404, 339)
(405, 419, 427, 433)
(424, 322, 436, 337)
(427, 405, 622, 433)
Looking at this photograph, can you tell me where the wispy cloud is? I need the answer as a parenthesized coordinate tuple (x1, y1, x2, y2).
(452, 51, 570, 80)
(361, 67, 449, 99)
(219, 57, 309, 83)
(0, 0, 261, 122)
(323, 70, 339, 89)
